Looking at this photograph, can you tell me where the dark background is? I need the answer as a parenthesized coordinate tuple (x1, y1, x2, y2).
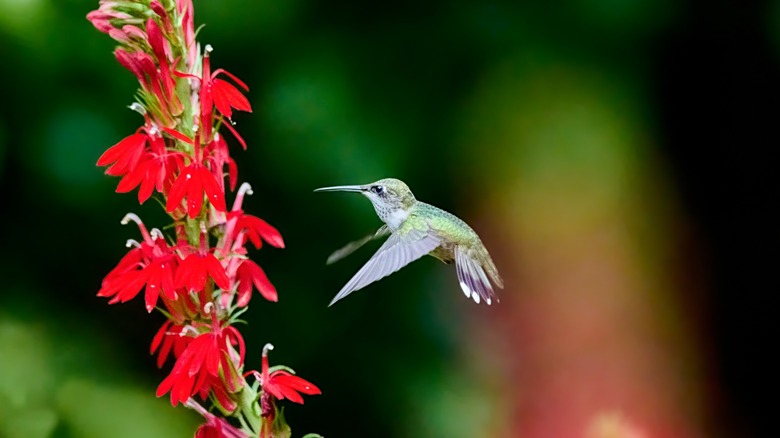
(0, 0, 777, 437)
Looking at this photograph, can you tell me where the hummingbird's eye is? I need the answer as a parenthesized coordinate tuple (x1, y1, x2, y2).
(371, 185, 385, 195)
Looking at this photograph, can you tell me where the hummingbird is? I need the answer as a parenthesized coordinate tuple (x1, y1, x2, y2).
(315, 178, 503, 306)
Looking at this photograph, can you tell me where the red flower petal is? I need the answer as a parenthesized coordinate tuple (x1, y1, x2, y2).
(236, 260, 276, 305)
(97, 132, 147, 175)
(240, 215, 284, 249)
(275, 382, 304, 404)
(163, 127, 194, 144)
(227, 158, 238, 191)
(165, 167, 190, 213)
(205, 253, 230, 291)
(115, 158, 147, 193)
(212, 68, 249, 91)
(272, 373, 321, 396)
(220, 117, 247, 150)
(212, 79, 252, 119)
(144, 281, 160, 313)
(114, 49, 146, 84)
(185, 168, 204, 219)
(137, 166, 156, 203)
(198, 166, 227, 212)
(150, 320, 171, 355)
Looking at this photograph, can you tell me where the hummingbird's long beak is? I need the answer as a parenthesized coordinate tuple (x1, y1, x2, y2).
(313, 185, 366, 193)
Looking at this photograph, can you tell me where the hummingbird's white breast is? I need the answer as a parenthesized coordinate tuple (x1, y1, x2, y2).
(372, 203, 408, 231)
(384, 209, 409, 231)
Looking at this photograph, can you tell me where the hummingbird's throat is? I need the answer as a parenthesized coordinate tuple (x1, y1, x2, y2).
(376, 207, 409, 231)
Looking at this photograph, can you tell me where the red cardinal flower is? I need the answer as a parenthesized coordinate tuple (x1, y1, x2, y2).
(199, 47, 252, 121)
(258, 344, 320, 407)
(174, 46, 250, 147)
(163, 128, 227, 218)
(116, 132, 184, 203)
(89, 1, 319, 435)
(144, 17, 181, 117)
(166, 162, 226, 218)
(218, 183, 284, 252)
(98, 214, 178, 312)
(97, 131, 148, 176)
(196, 373, 238, 413)
(87, 3, 132, 34)
(230, 213, 284, 250)
(187, 399, 248, 438)
(151, 320, 189, 368)
(175, 248, 231, 293)
(235, 259, 277, 305)
(175, 0, 197, 67)
(156, 317, 245, 406)
(194, 413, 246, 438)
(249, 345, 320, 438)
(114, 48, 176, 127)
(205, 134, 238, 192)
(263, 364, 319, 405)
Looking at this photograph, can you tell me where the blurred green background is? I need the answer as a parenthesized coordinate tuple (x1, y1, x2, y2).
(1, 0, 778, 437)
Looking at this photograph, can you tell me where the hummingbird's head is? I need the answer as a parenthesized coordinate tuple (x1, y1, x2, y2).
(314, 178, 417, 230)
(363, 178, 415, 208)
(360, 178, 416, 229)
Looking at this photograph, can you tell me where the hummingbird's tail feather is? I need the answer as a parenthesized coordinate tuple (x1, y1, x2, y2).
(481, 252, 504, 289)
(326, 225, 390, 265)
(327, 229, 440, 306)
(455, 247, 499, 305)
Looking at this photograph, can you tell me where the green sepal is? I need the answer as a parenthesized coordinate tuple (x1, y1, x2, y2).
(271, 406, 292, 438)
(267, 364, 295, 375)
(210, 391, 237, 416)
(227, 306, 249, 325)
(155, 306, 174, 321)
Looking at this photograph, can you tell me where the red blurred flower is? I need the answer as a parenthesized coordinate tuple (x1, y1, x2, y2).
(187, 399, 248, 438)
(149, 1, 174, 34)
(195, 416, 247, 438)
(87, 3, 131, 34)
(156, 317, 245, 406)
(197, 373, 238, 413)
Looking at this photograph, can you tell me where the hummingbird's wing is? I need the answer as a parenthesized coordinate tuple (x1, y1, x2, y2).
(455, 247, 498, 305)
(328, 228, 441, 306)
(326, 225, 390, 265)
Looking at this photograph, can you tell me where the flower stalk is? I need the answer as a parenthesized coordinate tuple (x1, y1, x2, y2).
(88, 1, 320, 436)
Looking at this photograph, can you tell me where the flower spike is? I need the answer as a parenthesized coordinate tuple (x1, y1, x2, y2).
(89, 1, 314, 435)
